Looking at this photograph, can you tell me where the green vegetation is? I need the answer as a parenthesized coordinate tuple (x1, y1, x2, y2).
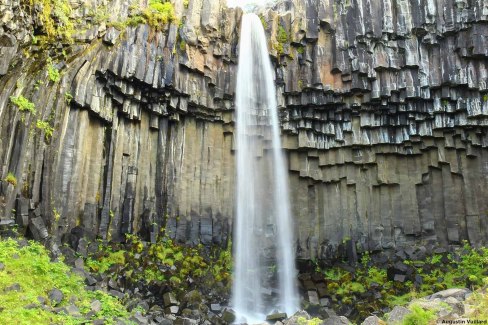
(401, 304, 437, 325)
(64, 92, 73, 104)
(29, 0, 75, 42)
(125, 0, 176, 30)
(36, 120, 55, 140)
(180, 39, 187, 52)
(47, 60, 61, 83)
(483, 94, 488, 102)
(4, 172, 17, 187)
(259, 14, 268, 29)
(297, 317, 324, 325)
(273, 25, 289, 56)
(314, 243, 488, 321)
(10, 95, 36, 114)
(464, 280, 488, 320)
(0, 238, 131, 324)
(85, 233, 232, 295)
(183, 0, 189, 9)
(277, 26, 289, 43)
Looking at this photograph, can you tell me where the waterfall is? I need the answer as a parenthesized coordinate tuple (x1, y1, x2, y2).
(232, 13, 299, 323)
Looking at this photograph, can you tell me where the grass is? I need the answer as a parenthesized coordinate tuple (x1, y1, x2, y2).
(0, 238, 132, 324)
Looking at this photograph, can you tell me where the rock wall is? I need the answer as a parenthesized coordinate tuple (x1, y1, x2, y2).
(1, 0, 488, 259)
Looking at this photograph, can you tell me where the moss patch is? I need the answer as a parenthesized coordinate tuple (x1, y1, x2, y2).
(0, 238, 132, 324)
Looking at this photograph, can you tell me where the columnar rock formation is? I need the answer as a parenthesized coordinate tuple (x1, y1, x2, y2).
(0, 0, 487, 259)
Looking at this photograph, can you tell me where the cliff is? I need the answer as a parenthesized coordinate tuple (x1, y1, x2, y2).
(0, 0, 487, 260)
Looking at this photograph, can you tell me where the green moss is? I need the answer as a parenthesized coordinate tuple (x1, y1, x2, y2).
(273, 42, 284, 55)
(314, 242, 488, 322)
(64, 92, 73, 104)
(297, 45, 305, 54)
(297, 317, 324, 325)
(0, 238, 131, 324)
(10, 95, 36, 114)
(36, 120, 54, 140)
(144, 0, 176, 28)
(47, 60, 61, 83)
(29, 0, 75, 42)
(483, 94, 488, 102)
(85, 233, 232, 295)
(259, 14, 268, 29)
(183, 0, 189, 9)
(179, 39, 186, 52)
(277, 25, 289, 43)
(4, 172, 17, 187)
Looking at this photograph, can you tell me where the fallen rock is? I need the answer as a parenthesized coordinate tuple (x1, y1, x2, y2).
(48, 288, 64, 306)
(387, 306, 411, 323)
(266, 312, 287, 321)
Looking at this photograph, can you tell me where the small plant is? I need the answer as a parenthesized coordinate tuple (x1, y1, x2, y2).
(53, 207, 60, 222)
(36, 120, 54, 139)
(401, 304, 437, 325)
(34, 79, 44, 90)
(183, 0, 189, 8)
(47, 60, 61, 83)
(64, 92, 73, 104)
(277, 26, 289, 43)
(4, 172, 17, 187)
(179, 39, 186, 52)
(10, 95, 36, 114)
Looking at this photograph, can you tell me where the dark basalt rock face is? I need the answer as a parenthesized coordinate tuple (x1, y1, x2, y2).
(0, 0, 487, 260)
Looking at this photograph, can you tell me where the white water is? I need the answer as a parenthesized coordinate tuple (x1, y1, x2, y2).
(232, 13, 299, 323)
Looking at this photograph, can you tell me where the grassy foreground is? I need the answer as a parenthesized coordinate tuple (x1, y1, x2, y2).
(0, 237, 132, 324)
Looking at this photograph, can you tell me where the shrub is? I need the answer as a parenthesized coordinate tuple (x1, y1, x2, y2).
(10, 95, 36, 114)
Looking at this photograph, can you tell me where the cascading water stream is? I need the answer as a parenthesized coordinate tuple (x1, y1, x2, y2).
(232, 13, 299, 323)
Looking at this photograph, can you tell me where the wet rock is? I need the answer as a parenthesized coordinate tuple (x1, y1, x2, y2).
(108, 289, 124, 300)
(48, 288, 64, 306)
(164, 306, 179, 314)
(308, 290, 320, 305)
(266, 312, 287, 321)
(361, 315, 382, 325)
(323, 315, 350, 325)
(91, 299, 102, 313)
(66, 304, 81, 317)
(387, 306, 411, 323)
(5, 283, 21, 292)
(221, 308, 236, 323)
(163, 292, 179, 306)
